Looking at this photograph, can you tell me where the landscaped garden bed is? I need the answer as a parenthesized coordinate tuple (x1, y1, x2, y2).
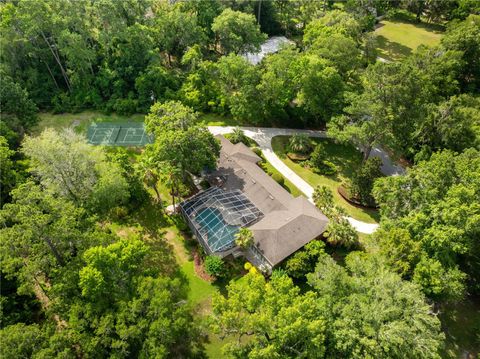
(287, 152, 310, 161)
(337, 185, 378, 210)
(271, 135, 380, 223)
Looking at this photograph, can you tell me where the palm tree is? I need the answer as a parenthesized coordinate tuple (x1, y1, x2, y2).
(313, 185, 334, 216)
(230, 127, 248, 145)
(235, 228, 254, 249)
(161, 163, 183, 210)
(324, 208, 358, 249)
(136, 154, 162, 207)
(288, 134, 312, 154)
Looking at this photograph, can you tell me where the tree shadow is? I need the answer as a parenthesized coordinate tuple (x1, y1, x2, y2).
(376, 35, 413, 61)
(122, 201, 189, 284)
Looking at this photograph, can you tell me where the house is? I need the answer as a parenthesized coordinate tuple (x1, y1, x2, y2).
(179, 135, 329, 273)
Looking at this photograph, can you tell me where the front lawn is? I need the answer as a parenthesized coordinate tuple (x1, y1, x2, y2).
(375, 19, 443, 61)
(271, 136, 379, 224)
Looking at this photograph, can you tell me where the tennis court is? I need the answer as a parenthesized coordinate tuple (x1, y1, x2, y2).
(87, 122, 153, 146)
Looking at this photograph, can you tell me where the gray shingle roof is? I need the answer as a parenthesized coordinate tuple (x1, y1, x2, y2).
(213, 135, 329, 266)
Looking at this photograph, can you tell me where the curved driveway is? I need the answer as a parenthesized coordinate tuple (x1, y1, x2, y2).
(209, 126, 404, 234)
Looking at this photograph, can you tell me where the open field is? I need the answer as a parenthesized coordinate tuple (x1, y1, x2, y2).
(375, 19, 443, 61)
(272, 136, 380, 224)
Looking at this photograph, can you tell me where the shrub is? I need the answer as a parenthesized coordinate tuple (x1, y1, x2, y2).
(271, 172, 284, 185)
(325, 215, 358, 249)
(52, 93, 73, 113)
(315, 160, 337, 175)
(252, 147, 262, 157)
(349, 157, 382, 206)
(284, 240, 326, 278)
(113, 98, 138, 115)
(259, 161, 272, 175)
(199, 179, 210, 190)
(229, 127, 249, 145)
(204, 255, 225, 278)
(288, 134, 312, 154)
(244, 262, 252, 270)
(313, 185, 334, 215)
(309, 144, 326, 169)
(110, 206, 128, 220)
(235, 228, 254, 248)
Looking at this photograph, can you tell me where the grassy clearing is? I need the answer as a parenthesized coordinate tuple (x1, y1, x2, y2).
(35, 111, 145, 135)
(198, 113, 245, 127)
(375, 19, 443, 61)
(271, 136, 379, 223)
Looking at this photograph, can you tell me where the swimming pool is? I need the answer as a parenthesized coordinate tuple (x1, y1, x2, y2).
(196, 207, 239, 252)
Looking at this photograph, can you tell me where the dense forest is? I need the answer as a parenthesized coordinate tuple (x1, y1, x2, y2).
(1, 0, 479, 358)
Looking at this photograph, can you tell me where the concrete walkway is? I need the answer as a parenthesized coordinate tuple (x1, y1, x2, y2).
(209, 126, 404, 234)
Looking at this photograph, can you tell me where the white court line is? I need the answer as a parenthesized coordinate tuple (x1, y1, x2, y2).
(118, 128, 134, 143)
(108, 128, 117, 143)
(90, 128, 98, 142)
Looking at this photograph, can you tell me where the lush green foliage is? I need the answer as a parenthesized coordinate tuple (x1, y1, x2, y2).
(143, 101, 220, 185)
(288, 134, 312, 154)
(234, 228, 254, 249)
(324, 207, 359, 249)
(307, 253, 445, 358)
(0, 182, 91, 292)
(373, 149, 480, 300)
(2, 2, 479, 357)
(0, 136, 19, 203)
(313, 185, 359, 248)
(284, 240, 326, 278)
(211, 272, 327, 358)
(204, 255, 226, 278)
(228, 127, 248, 145)
(212, 8, 266, 55)
(22, 128, 129, 213)
(348, 156, 382, 206)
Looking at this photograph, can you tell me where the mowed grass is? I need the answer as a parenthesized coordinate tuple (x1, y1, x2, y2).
(375, 19, 443, 61)
(198, 112, 245, 127)
(271, 136, 379, 224)
(262, 159, 303, 198)
(35, 111, 145, 135)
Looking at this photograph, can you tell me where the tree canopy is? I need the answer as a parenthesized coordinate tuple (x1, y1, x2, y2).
(307, 253, 445, 358)
(22, 128, 129, 213)
(212, 8, 267, 55)
(373, 149, 480, 300)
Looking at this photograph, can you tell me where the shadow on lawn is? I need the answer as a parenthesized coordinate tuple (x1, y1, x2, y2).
(122, 201, 190, 284)
(376, 35, 413, 61)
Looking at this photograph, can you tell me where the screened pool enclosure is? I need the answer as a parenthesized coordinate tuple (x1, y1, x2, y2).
(179, 187, 263, 254)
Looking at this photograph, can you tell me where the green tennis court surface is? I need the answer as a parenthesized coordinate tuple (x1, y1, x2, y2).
(87, 122, 153, 146)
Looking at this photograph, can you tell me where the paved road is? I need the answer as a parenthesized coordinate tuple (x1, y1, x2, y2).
(209, 126, 404, 234)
